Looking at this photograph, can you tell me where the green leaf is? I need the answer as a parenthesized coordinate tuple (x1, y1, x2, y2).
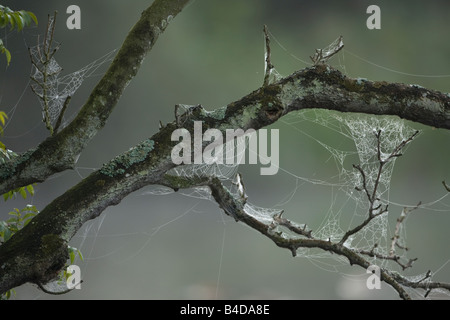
(3, 190, 13, 201)
(3, 289, 16, 300)
(6, 13, 13, 29)
(77, 249, 84, 261)
(19, 11, 37, 26)
(67, 246, 83, 263)
(4, 47, 10, 65)
(69, 250, 75, 264)
(23, 218, 33, 227)
(0, 111, 7, 126)
(12, 13, 24, 31)
(0, 6, 36, 31)
(0, 6, 37, 66)
(24, 204, 38, 212)
(8, 208, 20, 217)
(27, 11, 38, 25)
(0, 221, 13, 242)
(0, 41, 11, 66)
(26, 184, 34, 196)
(19, 187, 27, 199)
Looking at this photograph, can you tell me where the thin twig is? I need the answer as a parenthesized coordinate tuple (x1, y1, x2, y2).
(359, 246, 417, 270)
(353, 164, 372, 202)
(202, 174, 415, 299)
(263, 25, 274, 87)
(272, 211, 313, 238)
(29, 11, 61, 136)
(340, 207, 387, 245)
(53, 96, 71, 134)
(310, 36, 344, 65)
(390, 202, 421, 256)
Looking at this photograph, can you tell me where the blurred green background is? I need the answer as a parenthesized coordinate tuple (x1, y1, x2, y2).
(0, 0, 449, 299)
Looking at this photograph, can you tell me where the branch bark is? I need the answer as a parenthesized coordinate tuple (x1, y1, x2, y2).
(1, 1, 450, 297)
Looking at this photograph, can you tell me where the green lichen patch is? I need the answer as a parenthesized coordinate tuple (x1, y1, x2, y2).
(206, 106, 227, 120)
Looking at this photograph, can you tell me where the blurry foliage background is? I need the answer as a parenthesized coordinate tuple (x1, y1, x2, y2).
(0, 0, 449, 299)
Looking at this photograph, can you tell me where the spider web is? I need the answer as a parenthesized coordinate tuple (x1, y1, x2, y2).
(149, 103, 418, 264)
(290, 112, 416, 261)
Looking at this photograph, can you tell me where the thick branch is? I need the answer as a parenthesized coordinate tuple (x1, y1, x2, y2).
(0, 0, 190, 195)
(0, 132, 176, 293)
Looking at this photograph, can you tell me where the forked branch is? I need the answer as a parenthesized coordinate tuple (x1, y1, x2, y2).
(310, 35, 344, 65)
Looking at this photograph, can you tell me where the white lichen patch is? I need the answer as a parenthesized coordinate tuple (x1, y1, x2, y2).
(356, 78, 368, 85)
(206, 106, 227, 120)
(279, 78, 323, 106)
(100, 139, 155, 177)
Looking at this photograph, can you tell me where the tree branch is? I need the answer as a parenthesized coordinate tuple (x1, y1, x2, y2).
(263, 25, 274, 87)
(2, 61, 449, 196)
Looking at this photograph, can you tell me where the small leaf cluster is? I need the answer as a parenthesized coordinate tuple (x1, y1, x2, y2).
(0, 110, 36, 300)
(0, 105, 37, 299)
(3, 184, 35, 202)
(0, 205, 38, 243)
(0, 5, 41, 300)
(0, 111, 7, 148)
(0, 205, 38, 300)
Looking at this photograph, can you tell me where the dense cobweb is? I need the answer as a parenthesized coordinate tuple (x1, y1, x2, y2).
(28, 15, 116, 131)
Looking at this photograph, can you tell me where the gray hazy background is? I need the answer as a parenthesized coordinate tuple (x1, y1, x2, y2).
(0, 0, 449, 299)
